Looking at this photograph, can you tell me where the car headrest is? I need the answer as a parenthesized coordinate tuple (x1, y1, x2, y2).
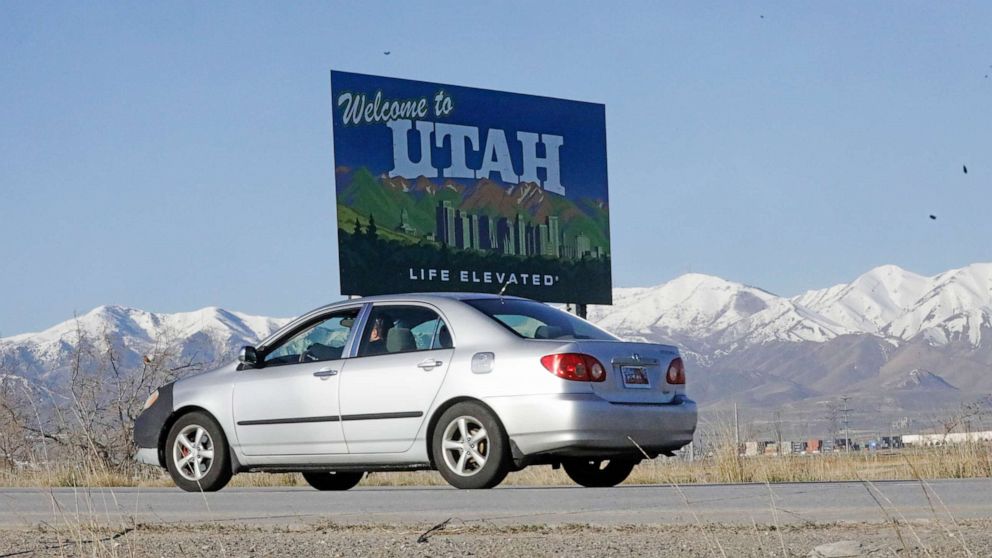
(437, 324, 452, 348)
(386, 327, 416, 353)
(534, 325, 563, 339)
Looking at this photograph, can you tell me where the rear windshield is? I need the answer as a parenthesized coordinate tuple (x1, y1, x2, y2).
(465, 299, 618, 341)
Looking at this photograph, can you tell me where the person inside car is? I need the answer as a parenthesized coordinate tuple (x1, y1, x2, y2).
(363, 315, 393, 356)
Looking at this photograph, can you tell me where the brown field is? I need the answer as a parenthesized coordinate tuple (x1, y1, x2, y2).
(2, 443, 989, 488)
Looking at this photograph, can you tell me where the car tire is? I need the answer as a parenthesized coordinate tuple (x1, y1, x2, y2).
(562, 458, 637, 488)
(302, 471, 364, 491)
(432, 402, 510, 489)
(165, 411, 232, 492)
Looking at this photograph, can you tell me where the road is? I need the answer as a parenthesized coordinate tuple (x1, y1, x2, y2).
(1, 479, 990, 528)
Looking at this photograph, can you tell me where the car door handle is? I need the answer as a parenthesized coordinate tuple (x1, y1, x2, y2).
(417, 359, 443, 370)
(313, 367, 338, 379)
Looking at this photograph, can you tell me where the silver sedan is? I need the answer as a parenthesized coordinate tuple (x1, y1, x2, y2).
(134, 293, 697, 491)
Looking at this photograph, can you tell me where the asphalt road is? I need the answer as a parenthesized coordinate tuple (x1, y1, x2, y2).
(1, 479, 990, 529)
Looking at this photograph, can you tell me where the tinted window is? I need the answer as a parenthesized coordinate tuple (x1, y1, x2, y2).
(358, 305, 452, 357)
(465, 299, 617, 341)
(263, 308, 360, 367)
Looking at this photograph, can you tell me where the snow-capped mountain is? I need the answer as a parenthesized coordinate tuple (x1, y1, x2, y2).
(587, 273, 855, 359)
(792, 264, 930, 335)
(0, 305, 289, 381)
(592, 263, 992, 353)
(795, 263, 992, 347)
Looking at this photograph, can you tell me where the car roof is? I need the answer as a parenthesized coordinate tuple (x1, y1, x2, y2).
(317, 292, 532, 308)
(301, 292, 535, 320)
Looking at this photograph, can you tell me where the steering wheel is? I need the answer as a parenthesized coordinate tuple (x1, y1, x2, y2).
(300, 344, 319, 363)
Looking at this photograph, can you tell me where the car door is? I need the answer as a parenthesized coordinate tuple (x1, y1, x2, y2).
(232, 307, 361, 456)
(338, 304, 454, 454)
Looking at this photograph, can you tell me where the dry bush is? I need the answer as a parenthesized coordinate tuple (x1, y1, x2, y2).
(0, 317, 208, 486)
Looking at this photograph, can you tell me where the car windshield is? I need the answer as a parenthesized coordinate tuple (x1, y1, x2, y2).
(464, 299, 618, 341)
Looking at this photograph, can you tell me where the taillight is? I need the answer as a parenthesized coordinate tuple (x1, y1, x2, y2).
(666, 357, 686, 385)
(540, 353, 607, 382)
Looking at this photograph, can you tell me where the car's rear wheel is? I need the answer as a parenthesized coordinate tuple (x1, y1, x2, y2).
(302, 471, 364, 491)
(562, 458, 637, 488)
(432, 402, 510, 489)
(165, 411, 232, 492)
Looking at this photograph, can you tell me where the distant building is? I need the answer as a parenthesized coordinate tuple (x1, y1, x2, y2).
(902, 431, 992, 446)
(468, 215, 481, 251)
(436, 201, 456, 246)
(515, 214, 527, 256)
(479, 216, 494, 250)
(546, 216, 560, 257)
(576, 233, 591, 258)
(538, 224, 550, 256)
(397, 208, 417, 235)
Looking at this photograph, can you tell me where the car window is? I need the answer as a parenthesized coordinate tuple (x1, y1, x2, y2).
(464, 299, 618, 341)
(358, 305, 452, 356)
(263, 308, 360, 367)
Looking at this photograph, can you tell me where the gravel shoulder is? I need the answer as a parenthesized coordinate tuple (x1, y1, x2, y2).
(1, 520, 989, 557)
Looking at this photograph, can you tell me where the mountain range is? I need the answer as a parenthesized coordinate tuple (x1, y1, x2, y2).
(2, 262, 990, 434)
(587, 263, 992, 422)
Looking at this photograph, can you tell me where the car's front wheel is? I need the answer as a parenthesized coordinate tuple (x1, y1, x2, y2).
(432, 402, 510, 489)
(562, 458, 636, 487)
(165, 411, 232, 492)
(302, 471, 364, 491)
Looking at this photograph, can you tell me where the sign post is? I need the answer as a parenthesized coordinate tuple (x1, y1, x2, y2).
(330, 71, 612, 307)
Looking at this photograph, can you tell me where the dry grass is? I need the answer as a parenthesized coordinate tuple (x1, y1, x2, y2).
(1, 443, 988, 488)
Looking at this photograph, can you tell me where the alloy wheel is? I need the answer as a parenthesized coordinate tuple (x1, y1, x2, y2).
(172, 424, 215, 482)
(441, 415, 489, 477)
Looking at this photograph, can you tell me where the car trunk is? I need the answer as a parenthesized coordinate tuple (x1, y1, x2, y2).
(567, 341, 682, 404)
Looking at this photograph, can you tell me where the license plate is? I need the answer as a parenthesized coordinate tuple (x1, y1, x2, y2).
(621, 366, 650, 389)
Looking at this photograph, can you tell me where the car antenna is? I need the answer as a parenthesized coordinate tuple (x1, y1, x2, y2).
(498, 278, 512, 303)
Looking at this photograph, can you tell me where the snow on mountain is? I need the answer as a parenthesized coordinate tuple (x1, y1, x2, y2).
(795, 263, 992, 347)
(884, 263, 992, 346)
(587, 273, 853, 353)
(792, 265, 929, 335)
(587, 263, 992, 355)
(0, 305, 289, 381)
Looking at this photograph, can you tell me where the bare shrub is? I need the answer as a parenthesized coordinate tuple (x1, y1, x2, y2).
(0, 316, 209, 485)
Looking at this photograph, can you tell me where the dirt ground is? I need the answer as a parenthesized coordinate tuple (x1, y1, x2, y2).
(1, 520, 988, 558)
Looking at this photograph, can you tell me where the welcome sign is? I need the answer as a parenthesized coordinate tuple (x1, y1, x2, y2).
(330, 70, 612, 304)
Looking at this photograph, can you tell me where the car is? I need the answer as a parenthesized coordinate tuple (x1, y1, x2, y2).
(134, 293, 697, 491)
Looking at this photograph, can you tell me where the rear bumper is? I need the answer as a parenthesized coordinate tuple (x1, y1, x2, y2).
(485, 392, 697, 458)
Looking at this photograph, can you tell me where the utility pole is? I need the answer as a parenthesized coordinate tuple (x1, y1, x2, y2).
(575, 303, 587, 319)
(840, 396, 852, 452)
(734, 402, 740, 447)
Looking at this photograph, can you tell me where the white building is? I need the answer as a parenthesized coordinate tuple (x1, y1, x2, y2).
(902, 431, 992, 446)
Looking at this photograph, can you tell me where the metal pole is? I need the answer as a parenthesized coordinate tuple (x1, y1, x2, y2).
(575, 303, 587, 319)
(734, 402, 740, 447)
(840, 396, 851, 452)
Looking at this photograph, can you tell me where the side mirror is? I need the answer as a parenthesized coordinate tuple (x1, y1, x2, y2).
(239, 346, 258, 368)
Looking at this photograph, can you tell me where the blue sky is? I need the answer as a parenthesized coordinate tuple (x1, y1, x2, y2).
(2, 2, 990, 335)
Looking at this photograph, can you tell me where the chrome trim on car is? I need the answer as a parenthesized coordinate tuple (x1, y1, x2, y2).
(237, 411, 424, 426)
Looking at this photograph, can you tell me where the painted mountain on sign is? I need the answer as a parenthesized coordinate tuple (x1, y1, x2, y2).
(336, 166, 610, 251)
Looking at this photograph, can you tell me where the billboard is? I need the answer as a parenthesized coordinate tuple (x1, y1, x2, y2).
(330, 70, 611, 304)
